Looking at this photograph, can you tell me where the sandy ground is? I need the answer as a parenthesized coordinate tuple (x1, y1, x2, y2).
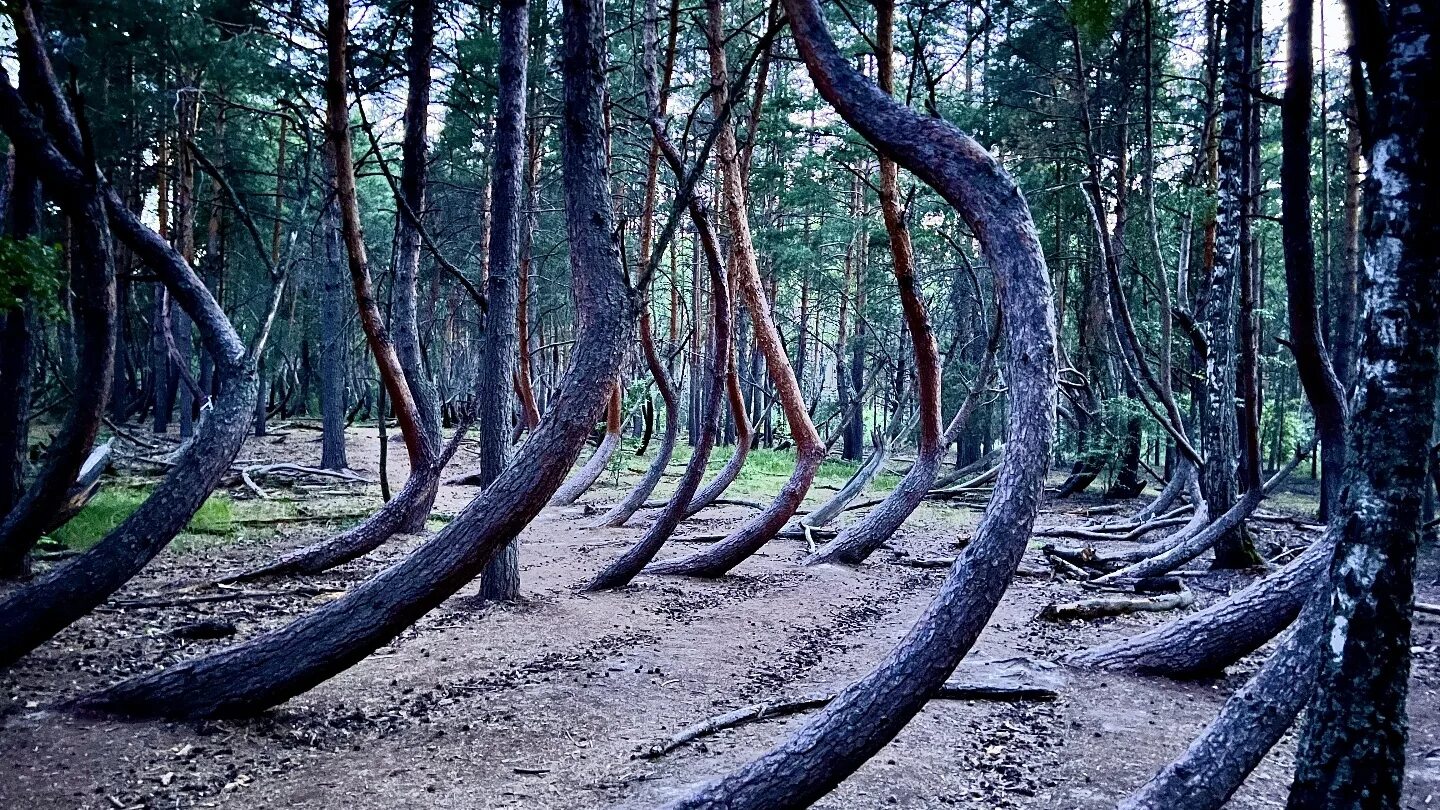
(2, 424, 1438, 809)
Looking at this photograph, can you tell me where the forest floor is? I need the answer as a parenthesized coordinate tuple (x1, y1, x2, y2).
(2, 422, 1439, 810)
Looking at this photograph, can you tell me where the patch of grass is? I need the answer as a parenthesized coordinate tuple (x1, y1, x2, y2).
(46, 488, 236, 551)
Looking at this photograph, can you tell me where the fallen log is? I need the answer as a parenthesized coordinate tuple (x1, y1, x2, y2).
(1039, 587, 1194, 621)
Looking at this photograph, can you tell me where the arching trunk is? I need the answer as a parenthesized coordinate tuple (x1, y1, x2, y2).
(549, 382, 622, 505)
(662, 0, 1056, 804)
(0, 40, 116, 579)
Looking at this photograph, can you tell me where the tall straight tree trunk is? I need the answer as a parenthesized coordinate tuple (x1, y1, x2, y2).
(1289, 0, 1438, 802)
(172, 80, 200, 439)
(73, 0, 634, 717)
(666, 0, 1055, 803)
(1202, 0, 1256, 567)
(513, 115, 544, 435)
(475, 0, 530, 603)
(642, 0, 825, 578)
(391, 0, 443, 533)
(1280, 0, 1346, 522)
(319, 145, 350, 470)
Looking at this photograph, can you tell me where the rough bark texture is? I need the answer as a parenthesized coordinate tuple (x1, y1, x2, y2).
(70, 0, 633, 717)
(1119, 592, 1326, 809)
(0, 22, 255, 664)
(475, 0, 530, 603)
(0, 154, 38, 522)
(1201, 0, 1255, 567)
(662, 0, 1056, 803)
(586, 34, 731, 588)
(641, 0, 824, 578)
(319, 147, 350, 470)
(1289, 1, 1438, 802)
(1066, 534, 1330, 677)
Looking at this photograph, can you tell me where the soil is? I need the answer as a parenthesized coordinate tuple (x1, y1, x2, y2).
(2, 424, 1438, 809)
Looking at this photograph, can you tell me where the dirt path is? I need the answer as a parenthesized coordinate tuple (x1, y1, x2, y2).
(2, 427, 1437, 808)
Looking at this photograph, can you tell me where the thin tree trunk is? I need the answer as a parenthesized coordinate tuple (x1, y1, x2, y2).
(394, 0, 443, 459)
(550, 383, 622, 505)
(319, 146, 350, 470)
(475, 0, 530, 603)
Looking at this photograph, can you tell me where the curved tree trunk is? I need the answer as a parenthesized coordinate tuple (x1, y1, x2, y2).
(70, 0, 634, 718)
(0, 39, 116, 578)
(597, 302, 679, 527)
(1289, 1, 1438, 802)
(807, 332, 996, 566)
(586, 33, 731, 588)
(549, 383, 622, 505)
(798, 0, 940, 564)
(1065, 534, 1330, 677)
(796, 430, 888, 531)
(662, 0, 1056, 804)
(222, 427, 471, 583)
(640, 0, 824, 579)
(1118, 592, 1326, 810)
(0, 18, 257, 665)
(474, 0, 530, 603)
(684, 344, 752, 516)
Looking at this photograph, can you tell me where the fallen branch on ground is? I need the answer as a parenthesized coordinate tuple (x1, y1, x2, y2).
(106, 585, 343, 610)
(1039, 587, 1194, 621)
(642, 660, 1061, 759)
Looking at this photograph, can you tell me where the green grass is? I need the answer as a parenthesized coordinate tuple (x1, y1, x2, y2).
(46, 488, 237, 552)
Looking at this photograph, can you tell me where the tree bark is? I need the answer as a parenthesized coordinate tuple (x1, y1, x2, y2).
(1289, 1, 1438, 802)
(1203, 0, 1258, 567)
(662, 0, 1056, 803)
(475, 0, 530, 603)
(0, 16, 256, 664)
(319, 146, 350, 470)
(550, 382, 622, 505)
(1281, 0, 1347, 523)
(393, 0, 443, 459)
(70, 0, 634, 718)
